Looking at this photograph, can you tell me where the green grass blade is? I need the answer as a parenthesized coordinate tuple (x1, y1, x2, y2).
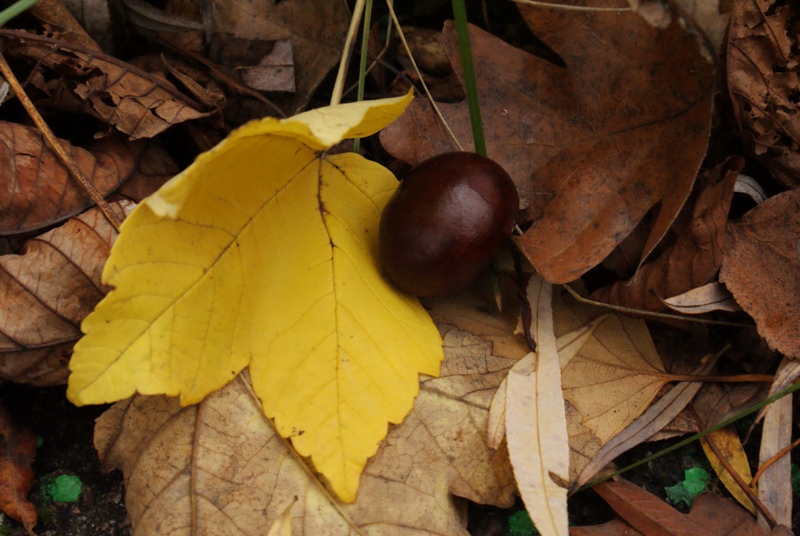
(353, 0, 373, 154)
(451, 0, 486, 156)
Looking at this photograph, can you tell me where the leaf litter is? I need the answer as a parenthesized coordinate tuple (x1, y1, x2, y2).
(0, 0, 799, 534)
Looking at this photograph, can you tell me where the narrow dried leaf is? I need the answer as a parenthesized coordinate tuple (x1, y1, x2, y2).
(594, 479, 708, 536)
(0, 201, 132, 385)
(592, 157, 742, 311)
(505, 275, 569, 536)
(69, 94, 444, 502)
(700, 426, 755, 514)
(381, 12, 714, 283)
(757, 367, 793, 528)
(719, 189, 800, 357)
(0, 403, 36, 535)
(2, 29, 209, 139)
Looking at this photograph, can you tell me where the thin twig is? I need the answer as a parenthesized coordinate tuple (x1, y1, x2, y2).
(385, 0, 463, 150)
(562, 283, 756, 328)
(0, 52, 122, 231)
(331, 0, 365, 106)
(751, 436, 800, 488)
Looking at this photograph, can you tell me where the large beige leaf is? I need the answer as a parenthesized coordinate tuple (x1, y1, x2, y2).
(94, 323, 516, 535)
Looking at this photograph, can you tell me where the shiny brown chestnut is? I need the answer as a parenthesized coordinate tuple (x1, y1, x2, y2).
(379, 151, 519, 297)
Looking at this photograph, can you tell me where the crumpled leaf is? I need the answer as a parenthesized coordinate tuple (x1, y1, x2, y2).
(0, 122, 153, 234)
(0, 201, 132, 386)
(591, 157, 743, 311)
(727, 0, 800, 188)
(719, 189, 800, 357)
(94, 322, 515, 535)
(68, 93, 444, 502)
(381, 11, 714, 283)
(0, 403, 36, 535)
(1, 29, 209, 140)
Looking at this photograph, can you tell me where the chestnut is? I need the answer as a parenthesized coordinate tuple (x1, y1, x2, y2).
(379, 151, 519, 297)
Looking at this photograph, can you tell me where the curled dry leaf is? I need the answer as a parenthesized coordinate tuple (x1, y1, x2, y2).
(381, 9, 714, 283)
(591, 157, 742, 312)
(1, 29, 209, 140)
(0, 121, 163, 234)
(0, 200, 132, 385)
(727, 0, 800, 188)
(719, 188, 800, 357)
(94, 333, 516, 535)
(662, 282, 741, 314)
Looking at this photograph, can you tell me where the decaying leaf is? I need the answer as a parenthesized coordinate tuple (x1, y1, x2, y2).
(0, 403, 37, 535)
(720, 189, 800, 358)
(0, 123, 146, 234)
(689, 493, 793, 535)
(591, 157, 742, 311)
(727, 0, 800, 187)
(0, 201, 132, 386)
(662, 282, 741, 314)
(381, 10, 714, 283)
(1, 29, 209, 140)
(68, 93, 444, 502)
(94, 326, 516, 535)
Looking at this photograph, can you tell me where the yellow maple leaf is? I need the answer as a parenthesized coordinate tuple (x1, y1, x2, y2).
(67, 92, 444, 502)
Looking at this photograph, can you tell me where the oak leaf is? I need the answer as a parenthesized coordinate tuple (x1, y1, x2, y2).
(68, 93, 444, 502)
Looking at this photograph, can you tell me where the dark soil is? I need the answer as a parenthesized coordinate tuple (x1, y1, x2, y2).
(0, 384, 130, 536)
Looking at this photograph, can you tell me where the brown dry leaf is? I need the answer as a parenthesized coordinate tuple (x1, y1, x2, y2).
(505, 276, 569, 536)
(207, 0, 349, 112)
(688, 493, 793, 535)
(569, 518, 643, 536)
(719, 188, 800, 357)
(1, 29, 209, 140)
(700, 426, 755, 515)
(591, 157, 742, 311)
(0, 122, 159, 234)
(0, 403, 36, 535)
(0, 201, 131, 385)
(727, 0, 800, 188)
(94, 306, 517, 535)
(238, 39, 296, 93)
(381, 11, 714, 283)
(593, 478, 709, 535)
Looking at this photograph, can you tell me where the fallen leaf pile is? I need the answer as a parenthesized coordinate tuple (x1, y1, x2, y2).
(0, 0, 799, 535)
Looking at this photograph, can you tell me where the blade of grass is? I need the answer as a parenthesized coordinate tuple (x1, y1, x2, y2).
(576, 380, 800, 493)
(451, 0, 486, 156)
(353, 0, 373, 154)
(0, 0, 42, 26)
